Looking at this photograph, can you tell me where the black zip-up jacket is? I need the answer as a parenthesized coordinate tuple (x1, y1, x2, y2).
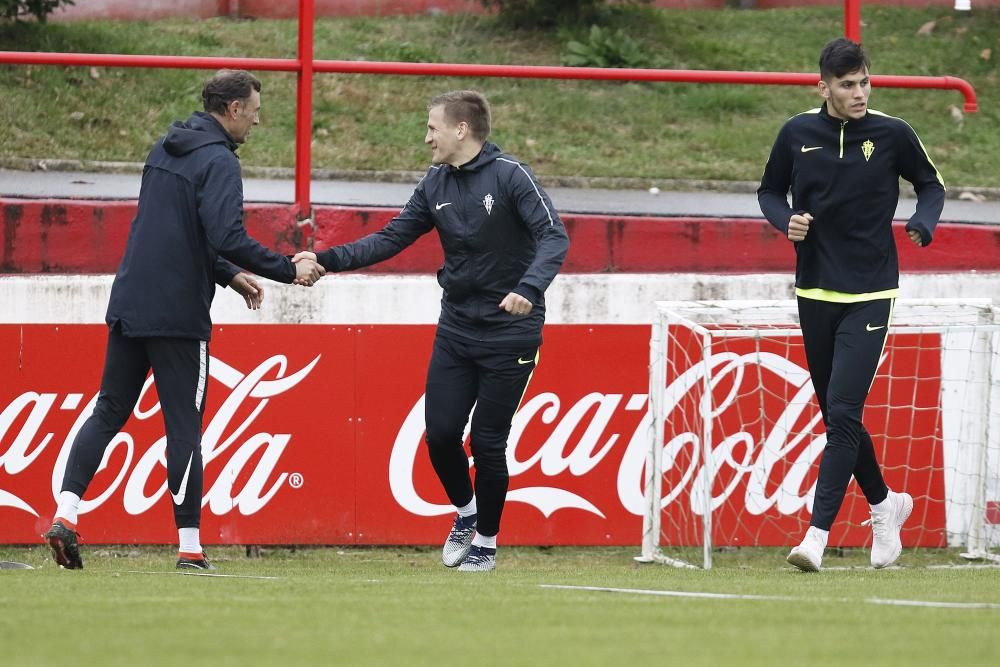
(106, 112, 296, 340)
(316, 143, 569, 345)
(757, 103, 945, 293)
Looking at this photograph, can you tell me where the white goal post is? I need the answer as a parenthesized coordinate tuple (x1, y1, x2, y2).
(639, 298, 1000, 569)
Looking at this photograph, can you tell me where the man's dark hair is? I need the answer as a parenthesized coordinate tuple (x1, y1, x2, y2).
(202, 70, 262, 115)
(819, 38, 871, 81)
(429, 90, 491, 142)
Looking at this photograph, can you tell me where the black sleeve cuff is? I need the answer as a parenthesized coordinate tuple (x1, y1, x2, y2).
(513, 284, 542, 304)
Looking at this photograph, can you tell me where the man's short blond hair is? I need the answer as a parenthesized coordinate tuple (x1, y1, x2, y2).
(429, 90, 491, 142)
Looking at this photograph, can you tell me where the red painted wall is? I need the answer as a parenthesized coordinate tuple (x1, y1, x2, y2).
(2, 198, 998, 275)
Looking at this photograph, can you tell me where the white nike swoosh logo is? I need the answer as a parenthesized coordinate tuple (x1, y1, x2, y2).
(866, 324, 886, 332)
(435, 202, 452, 211)
(517, 357, 534, 365)
(170, 453, 194, 505)
(801, 146, 823, 153)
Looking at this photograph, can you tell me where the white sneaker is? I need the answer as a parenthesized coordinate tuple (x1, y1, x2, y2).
(787, 527, 827, 572)
(866, 490, 913, 569)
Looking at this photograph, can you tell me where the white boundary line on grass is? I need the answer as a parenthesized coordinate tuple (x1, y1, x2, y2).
(540, 585, 1000, 610)
(539, 584, 796, 602)
(867, 598, 1000, 610)
(124, 570, 283, 580)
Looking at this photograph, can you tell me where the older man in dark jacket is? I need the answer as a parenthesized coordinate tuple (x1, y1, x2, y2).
(44, 70, 325, 572)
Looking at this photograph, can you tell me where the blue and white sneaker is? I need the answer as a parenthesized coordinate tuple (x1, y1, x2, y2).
(457, 545, 496, 572)
(442, 514, 477, 567)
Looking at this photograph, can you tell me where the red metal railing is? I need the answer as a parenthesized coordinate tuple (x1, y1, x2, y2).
(0, 0, 979, 217)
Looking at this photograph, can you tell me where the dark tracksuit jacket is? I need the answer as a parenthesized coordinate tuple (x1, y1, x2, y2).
(106, 111, 297, 341)
(757, 103, 945, 294)
(315, 142, 570, 345)
(756, 103, 946, 529)
(70, 112, 299, 528)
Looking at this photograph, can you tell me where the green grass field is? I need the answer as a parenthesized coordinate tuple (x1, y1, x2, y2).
(1, 7, 999, 186)
(2, 545, 998, 666)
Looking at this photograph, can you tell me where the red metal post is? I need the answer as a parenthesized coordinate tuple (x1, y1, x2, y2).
(294, 0, 315, 221)
(845, 0, 861, 43)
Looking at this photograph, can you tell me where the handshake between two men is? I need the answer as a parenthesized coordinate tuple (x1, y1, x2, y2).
(291, 249, 324, 287)
(227, 244, 326, 311)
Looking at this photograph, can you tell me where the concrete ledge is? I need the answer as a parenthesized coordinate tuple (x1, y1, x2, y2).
(3, 273, 998, 325)
(4, 158, 998, 200)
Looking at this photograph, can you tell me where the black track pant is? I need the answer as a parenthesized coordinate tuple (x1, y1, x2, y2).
(61, 324, 209, 529)
(798, 296, 892, 531)
(423, 333, 537, 538)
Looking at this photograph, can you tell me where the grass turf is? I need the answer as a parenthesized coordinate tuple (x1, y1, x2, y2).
(1, 7, 998, 186)
(1, 545, 998, 666)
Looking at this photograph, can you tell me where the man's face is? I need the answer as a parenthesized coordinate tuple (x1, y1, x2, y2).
(424, 105, 462, 165)
(228, 89, 261, 144)
(820, 67, 870, 121)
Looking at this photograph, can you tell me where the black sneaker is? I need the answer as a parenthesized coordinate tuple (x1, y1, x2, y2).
(176, 553, 216, 571)
(44, 520, 83, 570)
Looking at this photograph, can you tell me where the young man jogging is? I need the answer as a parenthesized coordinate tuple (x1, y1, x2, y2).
(757, 38, 945, 571)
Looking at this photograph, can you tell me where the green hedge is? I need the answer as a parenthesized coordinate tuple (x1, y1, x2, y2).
(1, 0, 74, 23)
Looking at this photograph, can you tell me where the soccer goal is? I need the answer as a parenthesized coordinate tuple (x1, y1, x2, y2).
(638, 299, 1000, 569)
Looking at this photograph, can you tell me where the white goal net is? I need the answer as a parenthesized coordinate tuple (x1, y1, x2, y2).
(639, 299, 1000, 569)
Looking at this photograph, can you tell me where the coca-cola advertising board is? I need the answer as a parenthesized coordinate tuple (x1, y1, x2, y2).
(1, 316, 946, 547)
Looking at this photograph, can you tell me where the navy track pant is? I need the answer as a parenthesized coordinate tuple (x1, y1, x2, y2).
(798, 296, 893, 531)
(423, 333, 537, 538)
(60, 324, 209, 529)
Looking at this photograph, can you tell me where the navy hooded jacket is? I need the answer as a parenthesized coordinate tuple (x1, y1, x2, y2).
(315, 143, 569, 345)
(106, 112, 296, 340)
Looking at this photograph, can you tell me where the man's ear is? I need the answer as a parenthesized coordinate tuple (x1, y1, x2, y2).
(818, 80, 829, 99)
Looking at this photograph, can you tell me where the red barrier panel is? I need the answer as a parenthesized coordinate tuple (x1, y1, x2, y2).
(0, 323, 946, 547)
(3, 198, 999, 274)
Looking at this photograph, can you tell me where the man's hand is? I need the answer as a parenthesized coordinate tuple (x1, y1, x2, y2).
(499, 292, 533, 316)
(291, 251, 326, 286)
(907, 229, 923, 247)
(230, 273, 263, 310)
(787, 213, 812, 242)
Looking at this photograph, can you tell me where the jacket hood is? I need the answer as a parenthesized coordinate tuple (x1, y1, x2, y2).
(451, 142, 502, 173)
(162, 112, 237, 156)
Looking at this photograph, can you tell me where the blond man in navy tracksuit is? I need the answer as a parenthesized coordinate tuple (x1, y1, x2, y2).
(296, 90, 569, 572)
(758, 39, 945, 571)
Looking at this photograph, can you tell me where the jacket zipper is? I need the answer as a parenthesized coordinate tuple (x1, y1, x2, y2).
(839, 120, 847, 158)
